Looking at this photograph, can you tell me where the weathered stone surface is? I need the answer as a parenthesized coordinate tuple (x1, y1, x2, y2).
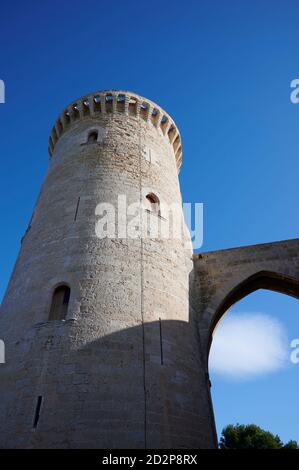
(0, 90, 211, 449)
(1, 89, 298, 449)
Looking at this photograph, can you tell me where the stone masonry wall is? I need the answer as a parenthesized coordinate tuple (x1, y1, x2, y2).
(0, 91, 213, 449)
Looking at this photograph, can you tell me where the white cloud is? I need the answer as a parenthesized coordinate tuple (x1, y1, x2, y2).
(209, 313, 288, 380)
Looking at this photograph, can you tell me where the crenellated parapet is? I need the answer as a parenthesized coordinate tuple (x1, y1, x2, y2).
(48, 90, 183, 169)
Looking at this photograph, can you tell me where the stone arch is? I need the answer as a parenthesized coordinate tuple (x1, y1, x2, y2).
(191, 238, 299, 365)
(87, 130, 98, 143)
(209, 270, 299, 353)
(145, 192, 161, 216)
(189, 239, 299, 447)
(203, 269, 299, 448)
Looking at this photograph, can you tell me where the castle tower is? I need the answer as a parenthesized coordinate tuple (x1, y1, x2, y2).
(0, 90, 215, 449)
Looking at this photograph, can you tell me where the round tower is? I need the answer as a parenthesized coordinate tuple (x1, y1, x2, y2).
(0, 90, 215, 449)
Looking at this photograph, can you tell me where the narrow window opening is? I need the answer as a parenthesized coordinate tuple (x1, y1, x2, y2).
(87, 131, 98, 143)
(33, 396, 43, 429)
(145, 193, 161, 216)
(49, 285, 71, 321)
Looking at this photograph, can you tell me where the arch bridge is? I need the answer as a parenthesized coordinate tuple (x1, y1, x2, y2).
(191, 237, 299, 446)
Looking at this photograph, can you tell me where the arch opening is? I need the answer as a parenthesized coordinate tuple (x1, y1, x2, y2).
(210, 271, 299, 346)
(48, 285, 71, 321)
(208, 270, 299, 448)
(145, 193, 161, 216)
(87, 130, 98, 143)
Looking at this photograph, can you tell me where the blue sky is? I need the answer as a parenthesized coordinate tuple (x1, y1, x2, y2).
(0, 0, 299, 444)
(210, 290, 299, 444)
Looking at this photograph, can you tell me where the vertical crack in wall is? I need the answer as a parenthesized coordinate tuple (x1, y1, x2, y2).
(159, 318, 164, 365)
(33, 396, 43, 429)
(74, 197, 81, 221)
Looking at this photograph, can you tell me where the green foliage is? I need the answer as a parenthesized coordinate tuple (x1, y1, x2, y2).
(219, 424, 299, 449)
(283, 440, 299, 450)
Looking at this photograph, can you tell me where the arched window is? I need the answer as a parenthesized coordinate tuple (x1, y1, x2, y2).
(49, 285, 70, 321)
(87, 130, 98, 143)
(145, 193, 161, 216)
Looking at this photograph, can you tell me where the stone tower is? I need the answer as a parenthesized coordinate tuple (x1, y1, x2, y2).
(0, 91, 216, 449)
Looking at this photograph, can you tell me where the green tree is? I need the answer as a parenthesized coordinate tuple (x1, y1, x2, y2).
(219, 424, 298, 449)
(283, 440, 299, 450)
